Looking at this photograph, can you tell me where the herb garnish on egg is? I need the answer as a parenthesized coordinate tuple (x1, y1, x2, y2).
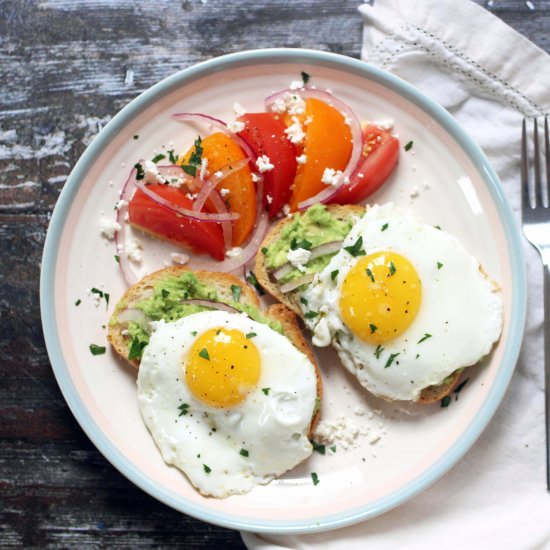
(344, 236, 365, 257)
(417, 333, 432, 344)
(384, 352, 400, 368)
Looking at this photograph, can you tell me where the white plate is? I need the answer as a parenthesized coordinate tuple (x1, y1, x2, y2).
(40, 49, 526, 534)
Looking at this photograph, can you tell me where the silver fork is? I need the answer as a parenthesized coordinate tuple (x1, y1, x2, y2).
(521, 116, 550, 491)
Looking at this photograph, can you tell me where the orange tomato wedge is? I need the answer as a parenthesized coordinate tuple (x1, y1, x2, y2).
(289, 98, 352, 210)
(180, 132, 256, 247)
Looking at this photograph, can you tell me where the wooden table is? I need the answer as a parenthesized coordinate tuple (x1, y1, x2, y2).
(1, 1, 548, 548)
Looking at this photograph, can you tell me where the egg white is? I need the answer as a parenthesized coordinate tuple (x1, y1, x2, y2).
(137, 310, 318, 498)
(300, 203, 503, 402)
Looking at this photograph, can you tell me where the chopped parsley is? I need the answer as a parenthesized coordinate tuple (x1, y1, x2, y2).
(311, 472, 320, 486)
(133, 134, 139, 140)
(290, 237, 312, 250)
(245, 332, 257, 339)
(388, 261, 396, 276)
(454, 378, 469, 395)
(161, 288, 170, 298)
(134, 162, 145, 180)
(365, 268, 375, 283)
(246, 271, 265, 295)
(128, 336, 147, 361)
(304, 311, 319, 319)
(441, 395, 451, 408)
(311, 440, 326, 455)
(167, 149, 178, 164)
(434, 225, 442, 230)
(91, 287, 109, 308)
(369, 323, 377, 334)
(75, 299, 81, 306)
(89, 344, 106, 356)
(151, 153, 166, 163)
(404, 140, 414, 151)
(191, 331, 197, 336)
(374, 344, 384, 359)
(437, 262, 443, 270)
(300, 296, 308, 306)
(177, 403, 190, 416)
(381, 223, 389, 231)
(261, 247, 268, 255)
(262, 387, 270, 395)
(203, 464, 212, 474)
(114, 254, 120, 263)
(301, 71, 311, 85)
(181, 136, 203, 176)
(384, 352, 400, 368)
(330, 269, 339, 281)
(417, 333, 432, 344)
(199, 348, 210, 361)
(344, 236, 365, 257)
(231, 284, 241, 302)
(239, 448, 249, 457)
(330, 445, 336, 453)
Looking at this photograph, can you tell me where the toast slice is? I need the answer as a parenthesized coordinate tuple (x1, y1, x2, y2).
(107, 266, 323, 431)
(255, 204, 466, 406)
(255, 204, 365, 315)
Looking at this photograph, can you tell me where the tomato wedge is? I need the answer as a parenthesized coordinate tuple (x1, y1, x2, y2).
(237, 113, 297, 218)
(128, 185, 225, 261)
(180, 133, 256, 247)
(331, 125, 399, 204)
(289, 98, 352, 211)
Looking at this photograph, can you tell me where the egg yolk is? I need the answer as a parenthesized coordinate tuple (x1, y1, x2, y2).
(339, 251, 421, 344)
(185, 327, 261, 408)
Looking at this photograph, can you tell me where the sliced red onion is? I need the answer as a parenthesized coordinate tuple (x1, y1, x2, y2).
(192, 157, 251, 213)
(117, 308, 153, 332)
(182, 299, 242, 313)
(272, 240, 344, 281)
(188, 175, 268, 273)
(172, 112, 256, 160)
(129, 167, 238, 223)
(279, 273, 315, 294)
(115, 172, 138, 286)
(265, 88, 363, 210)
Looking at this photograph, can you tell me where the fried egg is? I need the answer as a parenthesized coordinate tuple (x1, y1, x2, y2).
(299, 203, 503, 402)
(137, 310, 318, 497)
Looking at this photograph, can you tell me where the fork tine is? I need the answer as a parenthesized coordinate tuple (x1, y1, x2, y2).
(522, 118, 530, 209)
(545, 117, 550, 205)
(534, 118, 544, 208)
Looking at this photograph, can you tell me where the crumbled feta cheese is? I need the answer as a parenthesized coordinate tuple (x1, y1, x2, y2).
(357, 173, 364, 178)
(185, 192, 198, 200)
(87, 287, 102, 307)
(304, 115, 313, 126)
(219, 188, 230, 198)
(142, 160, 166, 184)
(232, 102, 246, 117)
(282, 92, 306, 116)
(270, 98, 287, 114)
(289, 80, 304, 90)
(256, 155, 274, 173)
(199, 157, 209, 180)
(228, 120, 245, 133)
(296, 154, 307, 165)
(251, 172, 260, 183)
(226, 246, 242, 258)
(321, 167, 344, 186)
(410, 186, 420, 198)
(266, 194, 273, 204)
(354, 405, 366, 416)
(115, 199, 127, 210)
(126, 238, 143, 263)
(282, 204, 292, 217)
(287, 247, 311, 272)
(373, 119, 395, 131)
(170, 252, 190, 265)
(99, 217, 121, 240)
(284, 117, 306, 145)
(313, 415, 370, 451)
(214, 170, 223, 178)
(342, 112, 352, 126)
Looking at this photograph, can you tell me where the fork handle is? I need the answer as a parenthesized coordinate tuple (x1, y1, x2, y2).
(544, 260, 550, 491)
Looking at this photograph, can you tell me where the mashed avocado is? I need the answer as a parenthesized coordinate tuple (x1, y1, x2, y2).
(120, 271, 282, 360)
(264, 204, 356, 283)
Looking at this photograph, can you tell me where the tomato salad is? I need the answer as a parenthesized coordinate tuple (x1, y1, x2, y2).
(115, 76, 399, 285)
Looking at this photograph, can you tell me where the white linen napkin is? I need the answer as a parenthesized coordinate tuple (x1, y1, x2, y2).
(243, 1, 550, 548)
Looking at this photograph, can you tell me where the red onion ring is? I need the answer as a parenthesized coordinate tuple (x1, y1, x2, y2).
(279, 273, 315, 294)
(129, 167, 238, 223)
(117, 308, 153, 332)
(192, 157, 251, 213)
(264, 88, 363, 210)
(182, 299, 242, 313)
(172, 112, 256, 160)
(188, 175, 269, 273)
(272, 240, 344, 281)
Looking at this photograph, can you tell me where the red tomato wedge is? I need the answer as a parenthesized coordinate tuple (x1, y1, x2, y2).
(180, 133, 256, 247)
(331, 125, 399, 204)
(128, 185, 225, 261)
(289, 98, 352, 211)
(237, 113, 297, 218)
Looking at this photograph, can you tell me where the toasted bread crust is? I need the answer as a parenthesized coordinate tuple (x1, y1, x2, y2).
(107, 266, 323, 434)
(255, 204, 365, 315)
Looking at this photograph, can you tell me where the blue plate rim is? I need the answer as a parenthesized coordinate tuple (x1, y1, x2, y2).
(40, 47, 527, 534)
